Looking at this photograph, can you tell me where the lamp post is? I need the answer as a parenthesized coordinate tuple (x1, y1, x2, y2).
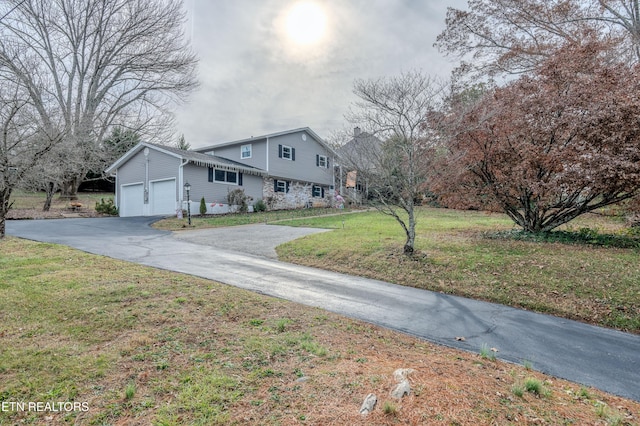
(184, 181, 192, 225)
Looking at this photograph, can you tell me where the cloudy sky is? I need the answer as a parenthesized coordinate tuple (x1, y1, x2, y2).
(175, 0, 468, 148)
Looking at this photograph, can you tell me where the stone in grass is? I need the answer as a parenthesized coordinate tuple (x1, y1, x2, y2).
(359, 393, 377, 415)
(390, 379, 411, 399)
(393, 368, 415, 383)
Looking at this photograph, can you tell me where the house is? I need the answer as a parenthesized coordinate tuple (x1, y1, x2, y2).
(335, 127, 384, 203)
(105, 127, 338, 217)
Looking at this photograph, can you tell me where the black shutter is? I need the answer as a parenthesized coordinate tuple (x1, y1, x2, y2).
(286, 181, 290, 193)
(291, 148, 296, 161)
(238, 172, 243, 186)
(274, 180, 278, 192)
(321, 187, 325, 198)
(326, 158, 330, 168)
(278, 144, 283, 158)
(316, 154, 319, 166)
(208, 167, 213, 182)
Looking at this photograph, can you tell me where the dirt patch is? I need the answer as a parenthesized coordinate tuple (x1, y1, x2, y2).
(7, 208, 102, 220)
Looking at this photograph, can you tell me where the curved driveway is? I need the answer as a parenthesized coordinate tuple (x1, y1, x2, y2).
(6, 217, 640, 401)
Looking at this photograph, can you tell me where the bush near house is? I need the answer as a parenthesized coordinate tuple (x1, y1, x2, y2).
(227, 188, 251, 213)
(253, 199, 267, 212)
(94, 198, 118, 216)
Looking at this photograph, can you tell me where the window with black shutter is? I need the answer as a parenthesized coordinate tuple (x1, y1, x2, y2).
(279, 144, 294, 160)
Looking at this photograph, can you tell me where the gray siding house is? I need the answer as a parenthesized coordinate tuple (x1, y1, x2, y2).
(106, 128, 338, 217)
(197, 128, 337, 210)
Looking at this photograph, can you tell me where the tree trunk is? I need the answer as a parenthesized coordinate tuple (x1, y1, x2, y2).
(43, 182, 57, 211)
(0, 187, 12, 239)
(59, 175, 81, 200)
(403, 204, 417, 255)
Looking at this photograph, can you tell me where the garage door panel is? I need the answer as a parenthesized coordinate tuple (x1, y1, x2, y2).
(150, 179, 176, 215)
(120, 183, 144, 217)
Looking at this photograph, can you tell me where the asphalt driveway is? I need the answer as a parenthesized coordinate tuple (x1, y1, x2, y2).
(5, 217, 640, 401)
(171, 223, 331, 258)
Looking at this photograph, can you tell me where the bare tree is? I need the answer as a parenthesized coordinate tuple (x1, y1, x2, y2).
(0, 0, 198, 199)
(435, 0, 640, 82)
(20, 141, 82, 211)
(0, 80, 61, 238)
(344, 71, 446, 255)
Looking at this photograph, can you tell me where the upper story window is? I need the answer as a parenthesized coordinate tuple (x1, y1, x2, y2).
(278, 144, 295, 161)
(241, 144, 252, 159)
(316, 154, 328, 168)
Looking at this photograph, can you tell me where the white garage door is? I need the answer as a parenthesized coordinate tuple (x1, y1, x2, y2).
(150, 179, 176, 215)
(120, 183, 144, 217)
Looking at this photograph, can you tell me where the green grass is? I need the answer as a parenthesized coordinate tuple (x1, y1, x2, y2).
(0, 238, 342, 424)
(274, 207, 640, 332)
(153, 207, 357, 230)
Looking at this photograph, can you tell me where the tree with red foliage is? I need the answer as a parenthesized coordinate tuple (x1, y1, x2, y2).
(437, 41, 640, 233)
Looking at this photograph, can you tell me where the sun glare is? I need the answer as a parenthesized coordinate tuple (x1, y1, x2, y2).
(285, 1, 327, 46)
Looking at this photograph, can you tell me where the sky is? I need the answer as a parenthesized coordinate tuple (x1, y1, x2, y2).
(175, 0, 468, 149)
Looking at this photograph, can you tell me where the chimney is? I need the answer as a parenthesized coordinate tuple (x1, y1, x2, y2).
(354, 127, 361, 137)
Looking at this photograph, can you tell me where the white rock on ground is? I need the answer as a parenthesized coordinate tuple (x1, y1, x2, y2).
(359, 393, 377, 415)
(393, 368, 415, 382)
(390, 379, 411, 399)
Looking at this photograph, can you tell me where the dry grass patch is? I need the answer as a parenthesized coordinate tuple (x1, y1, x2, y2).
(7, 191, 113, 219)
(1, 237, 638, 425)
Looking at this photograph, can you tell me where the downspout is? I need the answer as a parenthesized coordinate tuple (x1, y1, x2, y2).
(265, 137, 270, 198)
(265, 137, 270, 172)
(144, 148, 150, 205)
(331, 156, 336, 193)
(179, 158, 189, 214)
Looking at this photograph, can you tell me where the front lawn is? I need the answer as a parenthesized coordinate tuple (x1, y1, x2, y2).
(1, 237, 638, 425)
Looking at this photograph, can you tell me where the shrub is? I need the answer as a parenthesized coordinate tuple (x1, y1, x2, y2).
(199, 197, 207, 215)
(95, 198, 118, 215)
(253, 199, 267, 212)
(227, 189, 251, 213)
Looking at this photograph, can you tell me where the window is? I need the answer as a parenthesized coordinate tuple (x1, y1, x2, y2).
(278, 144, 295, 160)
(241, 144, 252, 159)
(208, 167, 242, 185)
(316, 154, 328, 168)
(282, 145, 292, 159)
(312, 185, 324, 197)
(274, 180, 289, 193)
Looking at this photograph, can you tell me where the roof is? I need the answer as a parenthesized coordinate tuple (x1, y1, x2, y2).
(336, 131, 384, 169)
(196, 127, 339, 157)
(105, 142, 267, 176)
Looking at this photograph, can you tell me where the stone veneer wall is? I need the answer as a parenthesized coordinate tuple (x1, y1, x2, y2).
(262, 178, 331, 210)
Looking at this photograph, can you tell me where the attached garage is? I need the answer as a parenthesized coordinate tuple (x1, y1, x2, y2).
(150, 179, 177, 215)
(120, 183, 144, 217)
(106, 142, 268, 218)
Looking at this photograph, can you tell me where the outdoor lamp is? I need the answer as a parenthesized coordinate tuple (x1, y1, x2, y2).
(184, 182, 192, 225)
